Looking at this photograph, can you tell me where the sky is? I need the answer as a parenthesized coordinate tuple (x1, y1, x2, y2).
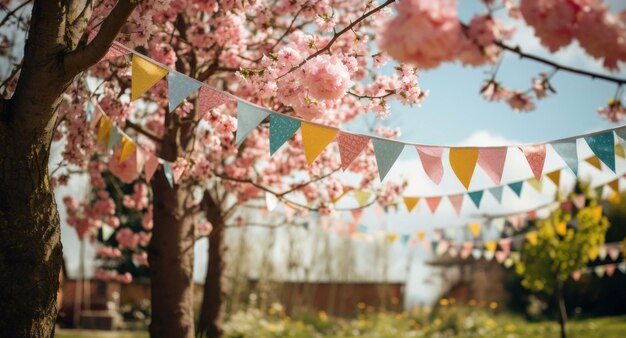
(55, 1, 626, 309)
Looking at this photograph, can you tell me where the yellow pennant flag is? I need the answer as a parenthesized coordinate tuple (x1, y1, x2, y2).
(301, 123, 338, 165)
(468, 222, 481, 238)
(588, 246, 599, 260)
(525, 231, 538, 246)
(387, 233, 398, 243)
(353, 190, 372, 207)
(586, 156, 603, 170)
(616, 144, 625, 158)
(403, 197, 420, 213)
(527, 177, 543, 192)
(484, 241, 497, 252)
(331, 188, 351, 203)
(449, 148, 479, 190)
(556, 222, 567, 236)
(97, 116, 112, 144)
(119, 136, 137, 163)
(608, 179, 620, 193)
(416, 230, 426, 240)
(546, 170, 561, 187)
(132, 55, 169, 101)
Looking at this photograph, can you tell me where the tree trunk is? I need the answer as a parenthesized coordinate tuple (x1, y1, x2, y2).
(556, 279, 568, 338)
(197, 194, 226, 338)
(148, 172, 197, 338)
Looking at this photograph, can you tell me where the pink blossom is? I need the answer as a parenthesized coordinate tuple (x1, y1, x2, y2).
(132, 252, 149, 267)
(507, 91, 535, 112)
(597, 99, 626, 122)
(520, 0, 588, 52)
(117, 272, 133, 284)
(302, 55, 352, 100)
(116, 228, 139, 249)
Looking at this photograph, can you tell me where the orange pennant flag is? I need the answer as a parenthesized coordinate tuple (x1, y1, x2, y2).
(449, 148, 479, 190)
(301, 123, 338, 165)
(608, 179, 620, 193)
(403, 197, 420, 213)
(615, 144, 626, 158)
(546, 170, 561, 187)
(586, 156, 603, 170)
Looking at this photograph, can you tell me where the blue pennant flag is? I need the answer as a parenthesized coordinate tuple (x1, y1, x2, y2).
(372, 139, 404, 181)
(269, 114, 301, 155)
(615, 127, 626, 143)
(551, 140, 578, 175)
(163, 161, 175, 188)
(468, 190, 484, 208)
(167, 72, 202, 113)
(86, 101, 95, 121)
(108, 126, 122, 150)
(508, 181, 524, 197)
(585, 132, 615, 172)
(236, 100, 270, 145)
(488, 186, 504, 203)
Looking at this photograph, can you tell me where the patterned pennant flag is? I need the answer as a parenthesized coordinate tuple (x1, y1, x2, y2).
(426, 196, 442, 214)
(337, 133, 370, 170)
(163, 161, 175, 187)
(519, 144, 546, 181)
(448, 194, 464, 216)
(198, 86, 233, 113)
(468, 190, 484, 208)
(546, 170, 561, 187)
(236, 101, 271, 145)
(353, 190, 372, 207)
(508, 181, 524, 197)
(585, 131, 615, 172)
(120, 136, 137, 163)
(449, 148, 479, 190)
(527, 177, 542, 192)
(477, 147, 508, 185)
(372, 139, 404, 181)
(403, 197, 420, 213)
(551, 140, 578, 175)
(616, 143, 626, 158)
(586, 156, 603, 170)
(489, 185, 504, 203)
(167, 72, 202, 112)
(301, 124, 338, 165)
(415, 146, 444, 184)
(144, 154, 160, 183)
(269, 114, 301, 155)
(131, 55, 169, 101)
(100, 43, 130, 63)
(97, 115, 113, 144)
(468, 222, 481, 238)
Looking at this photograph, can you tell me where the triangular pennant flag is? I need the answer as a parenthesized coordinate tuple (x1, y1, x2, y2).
(416, 230, 426, 241)
(527, 177, 542, 192)
(468, 223, 481, 238)
(337, 133, 370, 170)
(86, 101, 95, 122)
(471, 249, 483, 260)
(477, 147, 508, 185)
(101, 223, 115, 241)
(483, 250, 495, 261)
(595, 185, 604, 199)
(269, 114, 301, 155)
(197, 86, 233, 113)
(449, 148, 479, 190)
(89, 105, 104, 129)
(594, 266, 606, 278)
(619, 262, 626, 274)
(426, 196, 442, 214)
(265, 192, 279, 211)
(353, 190, 372, 207)
(498, 238, 512, 253)
(131, 55, 169, 101)
(448, 194, 464, 216)
(519, 144, 546, 181)
(468, 190, 484, 208)
(508, 181, 524, 197)
(561, 200, 573, 212)
(551, 141, 578, 175)
(372, 139, 404, 181)
(108, 126, 123, 150)
(136, 148, 146, 173)
(100, 43, 129, 63)
(97, 115, 113, 144)
(572, 270, 582, 281)
(351, 209, 364, 225)
(120, 136, 137, 163)
(586, 156, 603, 170)
(547, 170, 561, 187)
(508, 213, 526, 230)
(484, 241, 497, 252)
(615, 127, 626, 142)
(608, 245, 621, 261)
(556, 221, 567, 236)
(162, 162, 175, 187)
(416, 146, 444, 184)
(606, 264, 616, 277)
(448, 246, 458, 258)
(615, 144, 626, 158)
(167, 72, 202, 112)
(489, 186, 504, 203)
(527, 210, 537, 221)
(525, 231, 538, 245)
(172, 161, 185, 184)
(492, 218, 505, 232)
(608, 179, 620, 193)
(403, 197, 420, 213)
(495, 251, 508, 264)
(572, 194, 586, 209)
(236, 101, 271, 145)
(301, 122, 338, 165)
(588, 246, 600, 260)
(585, 132, 615, 172)
(144, 154, 160, 183)
(598, 245, 608, 260)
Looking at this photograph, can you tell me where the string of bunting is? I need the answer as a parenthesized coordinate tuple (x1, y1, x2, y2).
(96, 42, 626, 191)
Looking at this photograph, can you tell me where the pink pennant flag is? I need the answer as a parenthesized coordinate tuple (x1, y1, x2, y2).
(606, 264, 617, 277)
(460, 242, 474, 259)
(198, 86, 233, 113)
(101, 43, 130, 63)
(608, 245, 621, 261)
(477, 147, 508, 185)
(495, 251, 508, 264)
(527, 210, 537, 221)
(448, 246, 458, 258)
(144, 154, 160, 183)
(561, 200, 573, 213)
(89, 104, 104, 129)
(448, 194, 464, 216)
(172, 162, 185, 183)
(519, 144, 547, 181)
(572, 194, 586, 209)
(338, 133, 370, 171)
(572, 270, 582, 281)
(507, 214, 526, 230)
(416, 146, 444, 185)
(351, 209, 364, 224)
(426, 196, 442, 214)
(499, 238, 512, 253)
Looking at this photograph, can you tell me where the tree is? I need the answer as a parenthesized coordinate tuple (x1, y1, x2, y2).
(0, 1, 137, 336)
(514, 202, 609, 338)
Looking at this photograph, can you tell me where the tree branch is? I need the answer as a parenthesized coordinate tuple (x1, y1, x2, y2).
(125, 120, 163, 143)
(63, 0, 138, 75)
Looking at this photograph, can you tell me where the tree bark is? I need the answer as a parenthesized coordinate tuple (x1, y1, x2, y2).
(556, 278, 568, 338)
(197, 192, 226, 338)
